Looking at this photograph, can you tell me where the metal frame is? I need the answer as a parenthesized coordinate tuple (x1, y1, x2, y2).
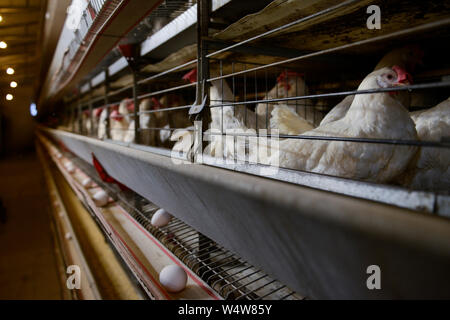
(63, 148, 301, 300)
(41, 128, 450, 299)
(57, 0, 450, 212)
(48, 0, 450, 299)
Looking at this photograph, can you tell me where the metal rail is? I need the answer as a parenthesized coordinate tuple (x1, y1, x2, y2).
(61, 0, 450, 209)
(207, 17, 450, 82)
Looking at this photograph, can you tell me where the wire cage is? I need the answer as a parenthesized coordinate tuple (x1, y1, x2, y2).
(65, 152, 302, 300)
(48, 0, 450, 299)
(62, 0, 450, 200)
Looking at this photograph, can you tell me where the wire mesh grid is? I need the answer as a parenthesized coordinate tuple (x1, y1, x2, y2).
(147, 0, 197, 20)
(59, 0, 450, 197)
(67, 155, 303, 300)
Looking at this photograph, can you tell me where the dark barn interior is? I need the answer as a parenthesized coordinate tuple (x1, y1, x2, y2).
(0, 0, 449, 301)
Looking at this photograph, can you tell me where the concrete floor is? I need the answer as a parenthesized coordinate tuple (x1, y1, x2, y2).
(0, 152, 64, 299)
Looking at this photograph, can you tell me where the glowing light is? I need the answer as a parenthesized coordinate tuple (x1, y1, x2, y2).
(6, 94, 13, 101)
(30, 103, 38, 117)
(0, 41, 7, 49)
(10, 81, 17, 88)
(0, 16, 3, 23)
(6, 67, 14, 75)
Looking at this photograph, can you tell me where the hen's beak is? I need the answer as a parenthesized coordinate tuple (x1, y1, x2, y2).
(392, 65, 413, 86)
(393, 80, 410, 87)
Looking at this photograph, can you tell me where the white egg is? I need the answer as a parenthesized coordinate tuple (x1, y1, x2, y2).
(65, 232, 72, 240)
(151, 208, 172, 227)
(65, 161, 75, 173)
(56, 153, 62, 159)
(82, 177, 93, 188)
(159, 265, 187, 293)
(92, 190, 109, 207)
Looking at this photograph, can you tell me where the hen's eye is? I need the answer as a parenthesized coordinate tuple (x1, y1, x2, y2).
(386, 74, 394, 80)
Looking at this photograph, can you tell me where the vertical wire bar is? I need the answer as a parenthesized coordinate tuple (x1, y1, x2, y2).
(88, 82, 94, 137)
(132, 71, 140, 144)
(243, 64, 247, 126)
(220, 59, 224, 160)
(77, 93, 82, 134)
(265, 68, 268, 132)
(195, 0, 210, 163)
(295, 72, 299, 115)
(307, 72, 315, 125)
(284, 67, 288, 104)
(303, 72, 307, 120)
(104, 68, 111, 139)
(255, 70, 258, 131)
(197, 0, 212, 261)
(232, 61, 236, 161)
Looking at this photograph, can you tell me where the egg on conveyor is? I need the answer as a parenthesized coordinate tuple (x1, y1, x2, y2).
(82, 177, 93, 188)
(56, 152, 62, 159)
(92, 190, 109, 207)
(65, 161, 75, 173)
(159, 265, 187, 293)
(151, 208, 172, 227)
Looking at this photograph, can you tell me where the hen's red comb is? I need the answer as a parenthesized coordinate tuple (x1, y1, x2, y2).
(277, 71, 303, 84)
(151, 97, 162, 109)
(94, 107, 104, 118)
(277, 71, 304, 91)
(392, 65, 413, 84)
(126, 99, 135, 112)
(183, 68, 197, 84)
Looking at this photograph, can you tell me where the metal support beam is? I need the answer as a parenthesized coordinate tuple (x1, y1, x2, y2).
(193, 0, 211, 163)
(77, 90, 83, 135)
(206, 38, 357, 64)
(88, 83, 94, 137)
(195, 0, 213, 256)
(132, 72, 140, 145)
(196, 0, 210, 107)
(104, 68, 111, 139)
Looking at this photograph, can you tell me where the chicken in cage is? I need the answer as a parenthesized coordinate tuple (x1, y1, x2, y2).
(19, 0, 450, 301)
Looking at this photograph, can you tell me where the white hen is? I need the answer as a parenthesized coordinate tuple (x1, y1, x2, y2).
(97, 107, 108, 140)
(256, 71, 317, 129)
(110, 100, 131, 141)
(139, 98, 157, 146)
(320, 46, 423, 126)
(123, 101, 136, 143)
(269, 104, 314, 136)
(261, 67, 418, 183)
(399, 97, 450, 190)
(206, 78, 260, 158)
(177, 68, 257, 158)
(81, 110, 92, 135)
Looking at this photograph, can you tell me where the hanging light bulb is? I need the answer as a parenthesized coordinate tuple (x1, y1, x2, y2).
(6, 67, 14, 75)
(0, 41, 7, 49)
(6, 94, 13, 101)
(0, 16, 3, 23)
(10, 81, 17, 88)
